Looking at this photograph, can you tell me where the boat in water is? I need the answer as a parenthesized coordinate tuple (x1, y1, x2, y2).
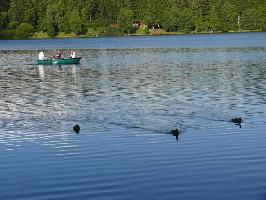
(37, 57, 81, 65)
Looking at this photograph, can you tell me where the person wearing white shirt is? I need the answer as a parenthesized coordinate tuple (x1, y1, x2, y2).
(70, 50, 76, 58)
(38, 50, 45, 60)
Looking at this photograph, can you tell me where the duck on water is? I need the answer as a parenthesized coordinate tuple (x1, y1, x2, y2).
(171, 129, 180, 140)
(230, 117, 243, 125)
(73, 124, 80, 134)
(71, 116, 242, 138)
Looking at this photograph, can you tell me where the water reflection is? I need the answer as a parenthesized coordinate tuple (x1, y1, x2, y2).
(38, 65, 45, 80)
(71, 65, 77, 84)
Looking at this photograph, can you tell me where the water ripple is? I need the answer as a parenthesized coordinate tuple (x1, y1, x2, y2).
(0, 45, 266, 200)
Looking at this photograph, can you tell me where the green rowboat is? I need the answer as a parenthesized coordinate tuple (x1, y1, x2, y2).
(37, 57, 81, 65)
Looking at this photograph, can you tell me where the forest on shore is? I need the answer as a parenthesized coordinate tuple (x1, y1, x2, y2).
(0, 0, 266, 39)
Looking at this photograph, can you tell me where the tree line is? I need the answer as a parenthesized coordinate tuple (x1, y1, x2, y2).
(0, 0, 266, 39)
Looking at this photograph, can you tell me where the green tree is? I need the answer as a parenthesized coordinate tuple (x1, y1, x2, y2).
(88, 0, 98, 21)
(8, 0, 23, 23)
(195, 16, 208, 32)
(257, 4, 266, 30)
(241, 9, 260, 30)
(56, 0, 69, 33)
(69, 9, 84, 34)
(161, 9, 177, 32)
(23, 7, 38, 27)
(208, 3, 221, 31)
(177, 8, 195, 32)
(142, 0, 164, 26)
(118, 7, 133, 34)
(195, 0, 211, 17)
(0, 12, 8, 29)
(0, 0, 10, 12)
(1, 0, 266, 38)
(7, 21, 19, 29)
(45, 4, 58, 37)
(220, 2, 238, 32)
(16, 22, 34, 38)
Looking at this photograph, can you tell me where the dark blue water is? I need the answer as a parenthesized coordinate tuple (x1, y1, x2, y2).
(0, 33, 266, 200)
(0, 32, 266, 50)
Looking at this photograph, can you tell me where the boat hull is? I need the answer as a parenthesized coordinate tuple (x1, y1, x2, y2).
(37, 57, 81, 65)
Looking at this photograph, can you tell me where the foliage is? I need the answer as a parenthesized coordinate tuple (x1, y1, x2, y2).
(208, 3, 222, 31)
(195, 17, 209, 32)
(136, 28, 150, 35)
(161, 9, 177, 32)
(69, 9, 84, 34)
(0, 0, 266, 39)
(241, 9, 260, 30)
(178, 8, 195, 32)
(45, 4, 58, 37)
(0, 11, 8, 29)
(118, 8, 133, 34)
(15, 22, 34, 38)
(257, 5, 266, 31)
(7, 21, 18, 29)
(220, 2, 238, 32)
(0, 0, 10, 12)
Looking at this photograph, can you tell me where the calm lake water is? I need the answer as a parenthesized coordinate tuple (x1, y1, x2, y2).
(0, 33, 266, 200)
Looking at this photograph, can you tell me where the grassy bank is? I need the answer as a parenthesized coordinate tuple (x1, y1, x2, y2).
(1, 28, 264, 40)
(33, 29, 265, 39)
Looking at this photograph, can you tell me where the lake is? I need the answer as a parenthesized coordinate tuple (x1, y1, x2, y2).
(0, 33, 266, 200)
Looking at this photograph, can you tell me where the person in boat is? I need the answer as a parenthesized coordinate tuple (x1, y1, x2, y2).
(38, 49, 45, 60)
(70, 50, 76, 58)
(55, 50, 61, 59)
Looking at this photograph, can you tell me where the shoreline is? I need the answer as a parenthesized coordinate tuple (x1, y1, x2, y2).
(0, 29, 264, 40)
(32, 29, 265, 39)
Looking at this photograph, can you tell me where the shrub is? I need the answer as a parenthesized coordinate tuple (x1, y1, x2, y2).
(16, 22, 34, 38)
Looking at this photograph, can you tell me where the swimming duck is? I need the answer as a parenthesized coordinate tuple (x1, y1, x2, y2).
(171, 129, 180, 140)
(73, 124, 80, 133)
(171, 129, 180, 136)
(230, 117, 243, 124)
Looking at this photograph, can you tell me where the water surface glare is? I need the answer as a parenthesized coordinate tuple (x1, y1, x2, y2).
(0, 34, 266, 200)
